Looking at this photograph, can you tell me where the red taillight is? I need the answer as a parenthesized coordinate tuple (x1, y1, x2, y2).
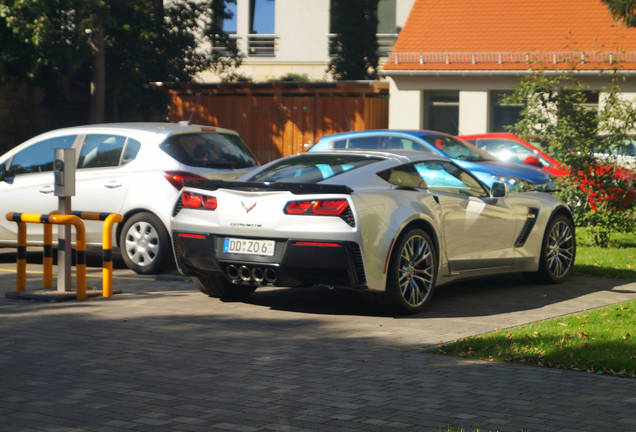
(164, 171, 206, 190)
(284, 199, 349, 216)
(180, 192, 217, 210)
(295, 241, 341, 247)
(178, 233, 206, 239)
(181, 192, 202, 208)
(202, 196, 217, 210)
(312, 199, 349, 215)
(284, 200, 314, 214)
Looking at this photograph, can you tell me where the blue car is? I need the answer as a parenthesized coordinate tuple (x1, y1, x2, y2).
(308, 130, 552, 189)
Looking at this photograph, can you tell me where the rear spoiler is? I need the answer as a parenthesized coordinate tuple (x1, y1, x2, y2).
(184, 179, 353, 195)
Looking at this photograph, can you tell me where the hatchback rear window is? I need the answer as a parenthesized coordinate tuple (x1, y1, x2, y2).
(160, 132, 257, 169)
(247, 154, 380, 183)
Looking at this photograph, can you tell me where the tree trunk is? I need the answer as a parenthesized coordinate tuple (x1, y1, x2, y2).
(90, 24, 105, 123)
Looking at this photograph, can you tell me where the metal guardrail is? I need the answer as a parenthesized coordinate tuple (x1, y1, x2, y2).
(328, 33, 398, 58)
(248, 34, 277, 57)
(5, 210, 122, 300)
(388, 51, 636, 66)
(71, 211, 123, 298)
(6, 212, 87, 300)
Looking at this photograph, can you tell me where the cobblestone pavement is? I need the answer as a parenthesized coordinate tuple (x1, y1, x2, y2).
(0, 260, 635, 432)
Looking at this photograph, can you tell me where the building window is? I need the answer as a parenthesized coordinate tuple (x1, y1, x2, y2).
(223, 0, 237, 34)
(212, 0, 238, 55)
(490, 90, 522, 132)
(377, 0, 397, 57)
(424, 91, 459, 136)
(249, 0, 276, 56)
(329, 0, 397, 58)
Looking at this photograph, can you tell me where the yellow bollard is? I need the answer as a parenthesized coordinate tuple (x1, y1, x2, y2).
(48, 214, 86, 300)
(71, 211, 123, 298)
(101, 213, 123, 298)
(43, 224, 53, 289)
(5, 213, 28, 292)
(42, 211, 58, 289)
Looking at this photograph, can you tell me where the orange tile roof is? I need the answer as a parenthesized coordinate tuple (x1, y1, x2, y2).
(384, 0, 636, 72)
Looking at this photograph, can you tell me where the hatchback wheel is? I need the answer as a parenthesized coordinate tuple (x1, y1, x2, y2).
(386, 228, 437, 314)
(120, 212, 172, 274)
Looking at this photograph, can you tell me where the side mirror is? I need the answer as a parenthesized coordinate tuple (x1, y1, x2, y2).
(491, 181, 509, 198)
(0, 163, 6, 182)
(523, 155, 542, 167)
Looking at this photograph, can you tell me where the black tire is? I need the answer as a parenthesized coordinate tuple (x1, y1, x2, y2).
(533, 214, 576, 283)
(119, 212, 173, 275)
(385, 228, 437, 314)
(194, 273, 256, 300)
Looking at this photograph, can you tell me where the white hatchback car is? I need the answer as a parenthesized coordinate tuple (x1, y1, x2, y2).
(0, 122, 258, 274)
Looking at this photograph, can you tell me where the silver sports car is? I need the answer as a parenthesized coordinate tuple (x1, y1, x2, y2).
(171, 150, 575, 314)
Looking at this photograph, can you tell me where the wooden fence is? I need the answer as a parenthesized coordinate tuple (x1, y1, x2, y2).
(163, 81, 389, 163)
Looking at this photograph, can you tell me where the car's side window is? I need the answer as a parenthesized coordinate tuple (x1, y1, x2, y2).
(414, 161, 488, 198)
(377, 164, 428, 189)
(348, 136, 380, 150)
(475, 138, 537, 165)
(78, 134, 126, 169)
(332, 139, 347, 149)
(9, 135, 76, 176)
(384, 136, 428, 151)
(121, 138, 141, 165)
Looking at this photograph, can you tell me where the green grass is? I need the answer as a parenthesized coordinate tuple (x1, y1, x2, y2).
(428, 299, 636, 378)
(573, 229, 636, 279)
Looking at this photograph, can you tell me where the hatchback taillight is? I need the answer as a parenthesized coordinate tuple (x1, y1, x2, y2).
(164, 171, 206, 190)
(180, 192, 217, 210)
(284, 199, 349, 216)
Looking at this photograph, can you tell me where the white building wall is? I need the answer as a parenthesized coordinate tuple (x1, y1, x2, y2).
(458, 90, 489, 135)
(388, 77, 422, 129)
(389, 74, 636, 134)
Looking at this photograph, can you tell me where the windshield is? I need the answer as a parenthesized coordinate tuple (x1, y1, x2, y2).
(420, 135, 494, 162)
(160, 132, 257, 169)
(247, 154, 380, 183)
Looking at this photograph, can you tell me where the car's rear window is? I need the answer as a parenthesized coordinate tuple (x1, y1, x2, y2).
(246, 154, 381, 183)
(160, 132, 257, 169)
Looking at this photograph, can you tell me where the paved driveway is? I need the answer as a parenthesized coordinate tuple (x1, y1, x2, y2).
(1, 259, 635, 432)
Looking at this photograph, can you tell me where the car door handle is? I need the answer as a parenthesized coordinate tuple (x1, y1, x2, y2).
(104, 181, 122, 189)
(39, 185, 54, 194)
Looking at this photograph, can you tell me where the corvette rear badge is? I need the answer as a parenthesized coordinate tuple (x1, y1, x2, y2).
(241, 201, 257, 213)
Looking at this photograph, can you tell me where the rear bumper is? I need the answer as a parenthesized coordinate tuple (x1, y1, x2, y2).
(172, 231, 367, 288)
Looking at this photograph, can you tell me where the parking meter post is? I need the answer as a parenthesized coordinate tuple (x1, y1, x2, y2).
(50, 214, 86, 300)
(102, 213, 123, 297)
(54, 148, 75, 293)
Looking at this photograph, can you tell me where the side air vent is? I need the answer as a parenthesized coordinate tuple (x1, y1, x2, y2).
(515, 207, 540, 247)
(341, 206, 356, 227)
(347, 242, 366, 285)
(172, 199, 184, 217)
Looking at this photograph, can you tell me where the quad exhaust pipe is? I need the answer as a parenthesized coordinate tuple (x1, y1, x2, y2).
(225, 264, 278, 284)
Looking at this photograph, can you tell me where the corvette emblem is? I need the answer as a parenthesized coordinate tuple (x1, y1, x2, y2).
(241, 201, 257, 213)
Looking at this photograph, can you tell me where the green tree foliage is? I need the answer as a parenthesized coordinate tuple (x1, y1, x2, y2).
(603, 0, 636, 26)
(328, 0, 379, 80)
(503, 72, 636, 246)
(0, 0, 240, 121)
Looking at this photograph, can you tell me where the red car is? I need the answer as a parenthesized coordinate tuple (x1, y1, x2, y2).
(459, 132, 568, 176)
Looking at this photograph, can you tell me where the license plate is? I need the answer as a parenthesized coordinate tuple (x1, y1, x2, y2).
(223, 237, 276, 256)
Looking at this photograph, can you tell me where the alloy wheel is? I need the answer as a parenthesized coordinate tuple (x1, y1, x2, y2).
(397, 234, 435, 307)
(545, 220, 574, 279)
